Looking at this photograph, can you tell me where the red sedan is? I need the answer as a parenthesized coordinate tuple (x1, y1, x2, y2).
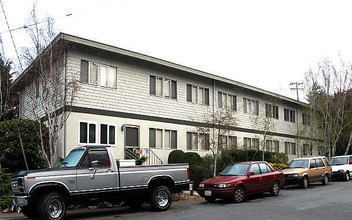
(197, 161, 284, 203)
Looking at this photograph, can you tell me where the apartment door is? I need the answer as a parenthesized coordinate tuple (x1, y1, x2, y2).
(124, 126, 140, 159)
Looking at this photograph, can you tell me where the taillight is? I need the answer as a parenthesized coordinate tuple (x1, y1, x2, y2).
(187, 168, 190, 180)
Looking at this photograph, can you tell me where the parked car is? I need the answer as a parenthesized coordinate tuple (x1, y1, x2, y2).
(197, 161, 284, 203)
(283, 156, 332, 188)
(11, 146, 190, 220)
(330, 155, 352, 181)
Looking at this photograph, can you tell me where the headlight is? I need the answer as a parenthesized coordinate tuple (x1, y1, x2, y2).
(199, 183, 205, 188)
(292, 174, 299, 177)
(218, 184, 231, 188)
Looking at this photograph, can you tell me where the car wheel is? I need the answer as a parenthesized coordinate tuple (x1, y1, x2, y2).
(150, 185, 172, 212)
(37, 191, 66, 220)
(302, 176, 309, 189)
(270, 181, 280, 196)
(322, 174, 329, 185)
(22, 205, 38, 218)
(345, 172, 350, 181)
(233, 187, 245, 203)
(204, 197, 216, 203)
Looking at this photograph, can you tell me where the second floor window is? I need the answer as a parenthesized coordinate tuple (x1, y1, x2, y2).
(80, 60, 117, 88)
(218, 91, 236, 110)
(187, 84, 209, 105)
(284, 108, 296, 123)
(164, 79, 177, 99)
(150, 76, 177, 99)
(302, 113, 310, 125)
(265, 104, 279, 119)
(243, 98, 259, 115)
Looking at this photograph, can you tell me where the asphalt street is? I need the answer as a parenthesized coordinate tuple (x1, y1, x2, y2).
(3, 179, 352, 220)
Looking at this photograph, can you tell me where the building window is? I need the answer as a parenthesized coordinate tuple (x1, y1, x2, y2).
(274, 140, 280, 152)
(218, 91, 236, 110)
(187, 84, 209, 105)
(318, 146, 325, 156)
(100, 124, 116, 145)
(265, 104, 279, 119)
(243, 98, 259, 115)
(80, 60, 117, 88)
(285, 142, 290, 154)
(150, 75, 163, 97)
(219, 135, 227, 150)
(164, 130, 177, 149)
(149, 128, 163, 149)
(284, 108, 296, 123)
(266, 140, 273, 152)
(199, 133, 210, 150)
(285, 142, 296, 155)
(243, 137, 251, 150)
(229, 136, 237, 149)
(187, 132, 198, 150)
(252, 138, 259, 150)
(303, 144, 309, 155)
(302, 113, 310, 125)
(165, 79, 177, 99)
(79, 121, 97, 144)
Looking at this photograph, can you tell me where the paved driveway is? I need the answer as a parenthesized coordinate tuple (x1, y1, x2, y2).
(3, 179, 352, 220)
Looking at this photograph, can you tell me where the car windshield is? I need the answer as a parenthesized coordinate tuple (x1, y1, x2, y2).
(220, 163, 250, 176)
(288, 159, 309, 168)
(59, 149, 85, 167)
(330, 157, 348, 165)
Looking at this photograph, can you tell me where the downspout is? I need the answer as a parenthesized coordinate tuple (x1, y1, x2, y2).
(63, 48, 67, 157)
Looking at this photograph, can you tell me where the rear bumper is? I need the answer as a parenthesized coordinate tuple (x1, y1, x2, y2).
(197, 188, 235, 198)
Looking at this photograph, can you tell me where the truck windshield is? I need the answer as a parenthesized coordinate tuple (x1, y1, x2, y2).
(59, 149, 85, 167)
(287, 159, 309, 168)
(330, 157, 348, 165)
(220, 164, 250, 176)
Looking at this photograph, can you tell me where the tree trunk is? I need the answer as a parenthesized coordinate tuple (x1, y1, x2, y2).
(213, 154, 217, 178)
(344, 130, 352, 155)
(17, 127, 29, 171)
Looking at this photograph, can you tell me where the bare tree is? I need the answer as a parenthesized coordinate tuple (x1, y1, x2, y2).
(194, 108, 237, 177)
(0, 56, 15, 121)
(305, 58, 352, 158)
(21, 6, 79, 167)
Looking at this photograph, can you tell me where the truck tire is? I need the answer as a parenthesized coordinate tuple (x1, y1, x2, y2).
(22, 205, 38, 218)
(150, 185, 172, 211)
(37, 192, 66, 220)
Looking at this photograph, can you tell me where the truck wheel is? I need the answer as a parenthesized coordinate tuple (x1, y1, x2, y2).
(302, 176, 309, 189)
(37, 192, 66, 220)
(270, 181, 280, 196)
(322, 174, 329, 185)
(22, 205, 38, 218)
(345, 172, 350, 181)
(150, 185, 172, 211)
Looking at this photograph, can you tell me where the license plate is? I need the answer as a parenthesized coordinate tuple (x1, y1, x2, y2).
(205, 190, 212, 196)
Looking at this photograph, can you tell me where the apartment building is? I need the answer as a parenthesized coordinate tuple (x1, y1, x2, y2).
(13, 33, 319, 164)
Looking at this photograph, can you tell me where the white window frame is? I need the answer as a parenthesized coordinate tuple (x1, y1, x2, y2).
(164, 129, 177, 150)
(150, 128, 163, 149)
(78, 120, 98, 145)
(99, 123, 117, 146)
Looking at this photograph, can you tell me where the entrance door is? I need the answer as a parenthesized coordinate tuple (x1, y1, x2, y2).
(124, 126, 140, 159)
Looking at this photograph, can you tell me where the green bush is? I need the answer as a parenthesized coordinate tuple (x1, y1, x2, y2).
(168, 150, 185, 164)
(0, 170, 12, 209)
(271, 152, 289, 164)
(0, 119, 47, 173)
(269, 163, 287, 171)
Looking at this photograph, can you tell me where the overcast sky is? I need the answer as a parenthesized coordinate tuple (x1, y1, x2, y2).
(1, 0, 352, 101)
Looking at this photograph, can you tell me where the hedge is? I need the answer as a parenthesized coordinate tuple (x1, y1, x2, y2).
(0, 170, 12, 210)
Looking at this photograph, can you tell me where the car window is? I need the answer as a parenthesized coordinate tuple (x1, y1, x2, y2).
(288, 159, 309, 168)
(265, 164, 273, 172)
(249, 164, 261, 175)
(350, 157, 352, 165)
(80, 150, 111, 168)
(316, 159, 324, 167)
(322, 158, 330, 167)
(310, 159, 316, 169)
(259, 163, 268, 174)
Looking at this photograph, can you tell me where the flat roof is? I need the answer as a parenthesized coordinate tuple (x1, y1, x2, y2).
(13, 32, 306, 106)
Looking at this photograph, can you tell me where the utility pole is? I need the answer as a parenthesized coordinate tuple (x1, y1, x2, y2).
(290, 82, 304, 157)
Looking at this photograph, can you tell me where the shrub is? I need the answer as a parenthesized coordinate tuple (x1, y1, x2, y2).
(271, 153, 288, 164)
(0, 170, 12, 209)
(0, 119, 47, 173)
(183, 152, 203, 167)
(168, 150, 185, 164)
(269, 163, 287, 171)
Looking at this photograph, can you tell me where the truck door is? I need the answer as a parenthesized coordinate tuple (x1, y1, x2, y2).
(76, 148, 118, 193)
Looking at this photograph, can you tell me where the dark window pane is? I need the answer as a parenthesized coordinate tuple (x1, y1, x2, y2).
(80, 122, 87, 143)
(100, 124, 108, 144)
(171, 131, 177, 149)
(89, 124, 96, 143)
(218, 92, 222, 108)
(171, 80, 177, 99)
(149, 128, 156, 148)
(187, 132, 192, 150)
(80, 60, 88, 83)
(187, 84, 192, 102)
(205, 89, 209, 106)
(249, 164, 260, 175)
(259, 163, 268, 174)
(80, 153, 90, 168)
(126, 127, 139, 147)
(233, 95, 236, 110)
(150, 75, 156, 95)
(310, 159, 316, 168)
(88, 150, 111, 167)
(109, 126, 115, 145)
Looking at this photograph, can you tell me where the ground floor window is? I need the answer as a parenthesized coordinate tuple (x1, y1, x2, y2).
(149, 128, 163, 149)
(274, 140, 280, 153)
(285, 142, 296, 155)
(164, 130, 177, 149)
(187, 132, 198, 150)
(100, 123, 116, 145)
(79, 121, 97, 144)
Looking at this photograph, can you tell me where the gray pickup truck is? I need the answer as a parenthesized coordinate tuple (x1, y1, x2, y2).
(11, 146, 190, 220)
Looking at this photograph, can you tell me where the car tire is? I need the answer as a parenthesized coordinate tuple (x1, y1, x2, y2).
(302, 176, 309, 189)
(204, 197, 216, 203)
(345, 172, 350, 181)
(150, 185, 172, 212)
(270, 181, 280, 196)
(233, 187, 246, 203)
(322, 174, 329, 185)
(37, 191, 66, 220)
(22, 205, 38, 218)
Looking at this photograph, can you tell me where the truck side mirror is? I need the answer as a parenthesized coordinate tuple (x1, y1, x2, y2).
(91, 160, 99, 168)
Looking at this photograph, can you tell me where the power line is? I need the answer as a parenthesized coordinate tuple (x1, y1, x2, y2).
(0, 0, 23, 70)
(290, 82, 304, 101)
